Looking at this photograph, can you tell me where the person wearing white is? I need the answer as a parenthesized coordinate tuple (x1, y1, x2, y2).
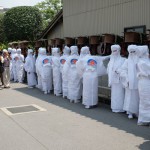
(60, 46, 70, 98)
(41, 48, 53, 94)
(16, 48, 24, 83)
(119, 45, 139, 119)
(137, 45, 150, 125)
(76, 47, 109, 108)
(35, 47, 43, 90)
(63, 46, 82, 103)
(51, 47, 62, 96)
(107, 45, 125, 113)
(24, 49, 37, 88)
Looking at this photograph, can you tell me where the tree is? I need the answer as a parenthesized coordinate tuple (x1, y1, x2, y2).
(0, 13, 6, 43)
(3, 6, 43, 42)
(35, 0, 62, 28)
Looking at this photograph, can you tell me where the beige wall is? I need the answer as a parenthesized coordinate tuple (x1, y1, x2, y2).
(63, 0, 150, 37)
(47, 21, 64, 45)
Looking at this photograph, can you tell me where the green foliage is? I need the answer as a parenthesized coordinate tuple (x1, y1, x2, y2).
(3, 6, 43, 42)
(35, 0, 62, 28)
(0, 13, 6, 43)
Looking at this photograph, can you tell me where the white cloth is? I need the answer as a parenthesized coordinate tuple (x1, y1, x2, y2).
(16, 53, 24, 83)
(35, 48, 45, 90)
(77, 55, 109, 107)
(63, 46, 81, 100)
(60, 46, 70, 97)
(52, 48, 62, 96)
(119, 45, 139, 115)
(107, 45, 125, 112)
(137, 45, 150, 123)
(41, 56, 53, 93)
(24, 50, 37, 87)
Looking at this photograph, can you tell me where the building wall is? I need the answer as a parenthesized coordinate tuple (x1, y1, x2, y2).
(63, 0, 150, 37)
(47, 21, 64, 45)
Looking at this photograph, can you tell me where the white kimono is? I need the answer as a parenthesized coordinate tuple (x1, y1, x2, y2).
(60, 46, 70, 98)
(137, 46, 150, 124)
(41, 56, 53, 94)
(63, 46, 82, 102)
(35, 48, 43, 90)
(52, 48, 62, 96)
(77, 55, 109, 108)
(24, 50, 37, 87)
(16, 50, 24, 83)
(107, 45, 125, 112)
(120, 45, 139, 117)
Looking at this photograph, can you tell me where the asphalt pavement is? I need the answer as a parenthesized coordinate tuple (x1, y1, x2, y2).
(0, 82, 150, 150)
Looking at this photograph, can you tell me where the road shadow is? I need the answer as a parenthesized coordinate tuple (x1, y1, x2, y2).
(13, 83, 150, 149)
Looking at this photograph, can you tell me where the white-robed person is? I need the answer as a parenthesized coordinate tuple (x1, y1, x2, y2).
(76, 47, 109, 108)
(16, 48, 24, 83)
(12, 48, 18, 82)
(51, 47, 62, 96)
(41, 48, 53, 94)
(60, 46, 70, 98)
(24, 49, 37, 88)
(137, 45, 150, 125)
(63, 46, 82, 103)
(35, 47, 43, 90)
(107, 45, 125, 113)
(119, 45, 140, 119)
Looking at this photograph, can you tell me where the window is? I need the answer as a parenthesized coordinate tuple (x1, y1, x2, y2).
(124, 25, 146, 34)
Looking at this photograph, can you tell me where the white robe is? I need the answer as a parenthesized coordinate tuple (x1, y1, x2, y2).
(16, 54, 24, 83)
(120, 58, 139, 115)
(52, 55, 62, 96)
(64, 55, 82, 100)
(107, 56, 125, 112)
(77, 56, 108, 107)
(12, 54, 18, 82)
(137, 60, 150, 123)
(35, 54, 43, 90)
(24, 54, 37, 87)
(60, 55, 69, 97)
(41, 56, 53, 92)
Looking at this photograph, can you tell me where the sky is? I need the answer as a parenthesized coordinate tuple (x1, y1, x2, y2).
(0, 0, 44, 8)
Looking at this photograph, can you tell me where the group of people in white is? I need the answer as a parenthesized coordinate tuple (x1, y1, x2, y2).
(8, 44, 150, 126)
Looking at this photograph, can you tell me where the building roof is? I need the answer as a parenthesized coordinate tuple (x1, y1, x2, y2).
(38, 9, 63, 40)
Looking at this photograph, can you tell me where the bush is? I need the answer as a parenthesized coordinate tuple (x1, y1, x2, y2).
(3, 6, 43, 42)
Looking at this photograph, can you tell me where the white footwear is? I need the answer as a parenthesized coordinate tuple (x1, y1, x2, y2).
(128, 114, 133, 119)
(44, 91, 47, 94)
(70, 100, 74, 103)
(74, 100, 80, 103)
(47, 90, 50, 93)
(85, 105, 90, 109)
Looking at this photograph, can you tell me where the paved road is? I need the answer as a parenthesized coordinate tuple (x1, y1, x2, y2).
(0, 82, 150, 150)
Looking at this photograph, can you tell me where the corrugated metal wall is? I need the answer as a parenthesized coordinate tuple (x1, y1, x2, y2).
(63, 0, 150, 37)
(47, 21, 64, 45)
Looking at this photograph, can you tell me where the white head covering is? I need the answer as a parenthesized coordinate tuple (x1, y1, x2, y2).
(8, 47, 12, 53)
(111, 45, 121, 56)
(41, 47, 47, 55)
(80, 46, 90, 58)
(17, 48, 21, 54)
(138, 45, 149, 59)
(127, 45, 139, 89)
(12, 48, 17, 54)
(28, 49, 33, 55)
(70, 46, 79, 55)
(52, 47, 60, 57)
(63, 46, 70, 56)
